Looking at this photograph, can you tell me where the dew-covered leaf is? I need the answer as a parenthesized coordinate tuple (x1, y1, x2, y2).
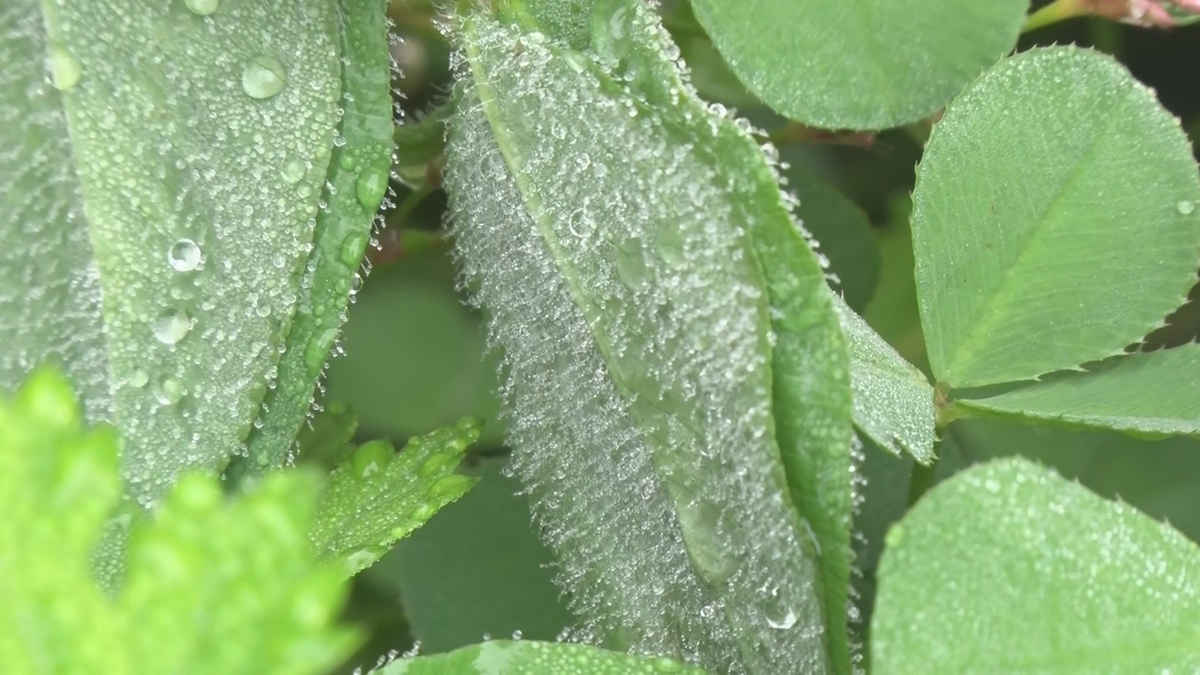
(873, 457, 1200, 672)
(372, 640, 706, 675)
(689, 0, 1029, 130)
(956, 344, 1200, 439)
(833, 295, 935, 464)
(1, 0, 348, 503)
(241, 0, 395, 471)
(381, 459, 573, 652)
(309, 418, 480, 577)
(0, 368, 359, 674)
(912, 47, 1200, 389)
(449, 2, 854, 672)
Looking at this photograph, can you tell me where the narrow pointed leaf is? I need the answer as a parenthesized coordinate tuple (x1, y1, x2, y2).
(833, 295, 935, 463)
(912, 47, 1200, 389)
(309, 418, 480, 576)
(241, 0, 394, 470)
(373, 640, 705, 675)
(2, 0, 348, 502)
(689, 0, 1029, 129)
(448, 2, 853, 672)
(873, 457, 1200, 672)
(956, 345, 1200, 439)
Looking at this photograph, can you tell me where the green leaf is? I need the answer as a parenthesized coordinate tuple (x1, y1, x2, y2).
(0, 368, 359, 674)
(378, 459, 573, 652)
(833, 295, 935, 463)
(394, 101, 454, 189)
(688, 0, 1029, 129)
(241, 0, 395, 471)
(296, 401, 360, 471)
(309, 418, 480, 576)
(791, 172, 880, 312)
(448, 2, 852, 672)
(955, 344, 1200, 440)
(2, 0, 346, 502)
(873, 457, 1200, 672)
(912, 46, 1200, 389)
(372, 640, 706, 674)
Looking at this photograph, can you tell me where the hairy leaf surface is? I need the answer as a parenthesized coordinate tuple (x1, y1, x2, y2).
(956, 345, 1200, 439)
(1, 0, 348, 502)
(912, 47, 1200, 389)
(689, 0, 1029, 129)
(448, 2, 853, 672)
(0, 369, 358, 674)
(373, 640, 705, 675)
(873, 457, 1200, 672)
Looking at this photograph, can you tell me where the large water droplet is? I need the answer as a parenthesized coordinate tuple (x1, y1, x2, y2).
(153, 308, 190, 345)
(127, 369, 149, 388)
(152, 377, 185, 406)
(340, 232, 368, 267)
(185, 0, 219, 16)
(167, 238, 202, 271)
(282, 160, 306, 184)
(765, 608, 797, 630)
(355, 168, 388, 212)
(47, 44, 81, 91)
(241, 55, 287, 100)
(1177, 199, 1195, 215)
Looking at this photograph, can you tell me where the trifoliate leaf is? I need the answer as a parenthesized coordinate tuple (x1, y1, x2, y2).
(309, 418, 481, 576)
(0, 368, 359, 675)
(873, 457, 1200, 672)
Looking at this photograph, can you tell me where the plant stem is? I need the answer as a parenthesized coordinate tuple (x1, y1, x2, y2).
(1023, 0, 1090, 32)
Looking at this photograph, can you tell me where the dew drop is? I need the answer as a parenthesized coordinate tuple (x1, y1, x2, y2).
(167, 238, 202, 271)
(153, 308, 190, 345)
(765, 608, 797, 630)
(184, 0, 219, 16)
(241, 55, 287, 100)
(1177, 199, 1195, 215)
(282, 160, 306, 184)
(511, 630, 523, 640)
(152, 377, 185, 406)
(356, 168, 388, 212)
(47, 43, 81, 91)
(340, 232, 368, 267)
(127, 369, 149, 388)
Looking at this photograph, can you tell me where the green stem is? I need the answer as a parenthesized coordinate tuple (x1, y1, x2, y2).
(1023, 0, 1091, 33)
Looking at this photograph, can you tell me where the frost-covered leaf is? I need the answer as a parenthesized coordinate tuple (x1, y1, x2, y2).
(1, 0, 347, 503)
(689, 0, 1029, 129)
(912, 47, 1200, 389)
(448, 2, 853, 672)
(956, 344, 1200, 439)
(310, 418, 480, 576)
(0, 368, 359, 674)
(873, 457, 1200, 672)
(241, 0, 395, 471)
(372, 640, 706, 675)
(833, 295, 935, 464)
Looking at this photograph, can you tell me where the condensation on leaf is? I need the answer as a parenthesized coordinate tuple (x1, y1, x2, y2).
(371, 639, 706, 675)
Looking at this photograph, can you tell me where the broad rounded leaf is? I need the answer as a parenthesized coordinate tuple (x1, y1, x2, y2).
(873, 457, 1200, 672)
(912, 47, 1200, 389)
(689, 0, 1029, 130)
(956, 344, 1200, 439)
(373, 640, 705, 674)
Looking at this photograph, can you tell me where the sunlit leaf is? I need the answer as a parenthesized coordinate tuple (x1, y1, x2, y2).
(689, 0, 1029, 129)
(912, 47, 1200, 389)
(874, 457, 1200, 672)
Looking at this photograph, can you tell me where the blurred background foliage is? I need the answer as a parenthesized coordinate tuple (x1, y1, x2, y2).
(328, 1, 1200, 670)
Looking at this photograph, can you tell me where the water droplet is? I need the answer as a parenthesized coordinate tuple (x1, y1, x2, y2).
(766, 608, 797, 630)
(167, 238, 202, 271)
(185, 0, 219, 16)
(339, 154, 356, 171)
(333, 135, 347, 147)
(255, 303, 272, 318)
(984, 478, 1001, 493)
(47, 44, 81, 91)
(511, 630, 523, 640)
(153, 308, 190, 345)
(282, 160, 306, 184)
(241, 55, 287, 100)
(699, 605, 714, 619)
(340, 232, 368, 267)
(356, 168, 388, 212)
(305, 328, 339, 377)
(151, 377, 185, 406)
(127, 369, 149, 388)
(1177, 199, 1195, 215)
